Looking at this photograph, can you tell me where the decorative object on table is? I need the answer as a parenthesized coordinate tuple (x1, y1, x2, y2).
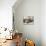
(25, 40, 35, 46)
(0, 27, 6, 39)
(23, 16, 34, 24)
(4, 28, 7, 31)
(6, 29, 13, 40)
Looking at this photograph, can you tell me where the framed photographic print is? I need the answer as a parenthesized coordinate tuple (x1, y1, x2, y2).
(23, 16, 34, 24)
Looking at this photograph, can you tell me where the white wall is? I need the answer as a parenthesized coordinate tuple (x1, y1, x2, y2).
(41, 0, 46, 46)
(0, 0, 16, 30)
(13, 0, 41, 46)
(0, 0, 46, 46)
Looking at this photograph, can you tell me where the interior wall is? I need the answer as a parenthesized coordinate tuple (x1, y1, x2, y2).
(13, 0, 41, 46)
(41, 0, 46, 46)
(0, 0, 46, 46)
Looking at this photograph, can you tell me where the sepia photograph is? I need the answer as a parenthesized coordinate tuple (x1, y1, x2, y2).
(23, 16, 34, 24)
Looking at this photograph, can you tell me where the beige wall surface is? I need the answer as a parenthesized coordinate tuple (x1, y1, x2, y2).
(13, 0, 41, 46)
(13, 0, 46, 46)
(0, 0, 46, 46)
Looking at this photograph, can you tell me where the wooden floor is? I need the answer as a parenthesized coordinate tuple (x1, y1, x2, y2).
(0, 39, 16, 46)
